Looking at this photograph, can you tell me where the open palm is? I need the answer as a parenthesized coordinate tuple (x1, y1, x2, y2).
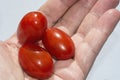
(0, 0, 120, 80)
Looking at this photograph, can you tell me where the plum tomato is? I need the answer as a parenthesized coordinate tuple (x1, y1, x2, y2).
(42, 27, 75, 60)
(17, 11, 47, 44)
(19, 43, 53, 79)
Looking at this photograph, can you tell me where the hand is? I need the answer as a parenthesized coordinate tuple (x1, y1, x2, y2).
(0, 0, 120, 80)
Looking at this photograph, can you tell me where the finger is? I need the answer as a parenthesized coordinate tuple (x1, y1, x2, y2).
(55, 0, 97, 35)
(39, 0, 78, 27)
(75, 9, 120, 76)
(85, 9, 120, 53)
(77, 0, 119, 36)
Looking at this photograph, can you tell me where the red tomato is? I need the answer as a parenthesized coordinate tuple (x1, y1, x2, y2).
(19, 43, 53, 79)
(42, 28, 75, 60)
(17, 11, 47, 44)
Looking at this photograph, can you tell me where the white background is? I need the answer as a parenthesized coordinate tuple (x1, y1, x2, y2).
(0, 0, 120, 80)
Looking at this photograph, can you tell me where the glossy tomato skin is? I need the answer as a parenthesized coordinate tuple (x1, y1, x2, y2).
(17, 11, 47, 44)
(19, 44, 53, 79)
(42, 28, 75, 60)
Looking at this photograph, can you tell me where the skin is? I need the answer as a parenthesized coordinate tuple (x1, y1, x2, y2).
(0, 0, 120, 80)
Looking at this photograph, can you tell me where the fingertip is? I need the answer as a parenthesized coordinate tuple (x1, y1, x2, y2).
(100, 9, 120, 25)
(106, 9, 120, 18)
